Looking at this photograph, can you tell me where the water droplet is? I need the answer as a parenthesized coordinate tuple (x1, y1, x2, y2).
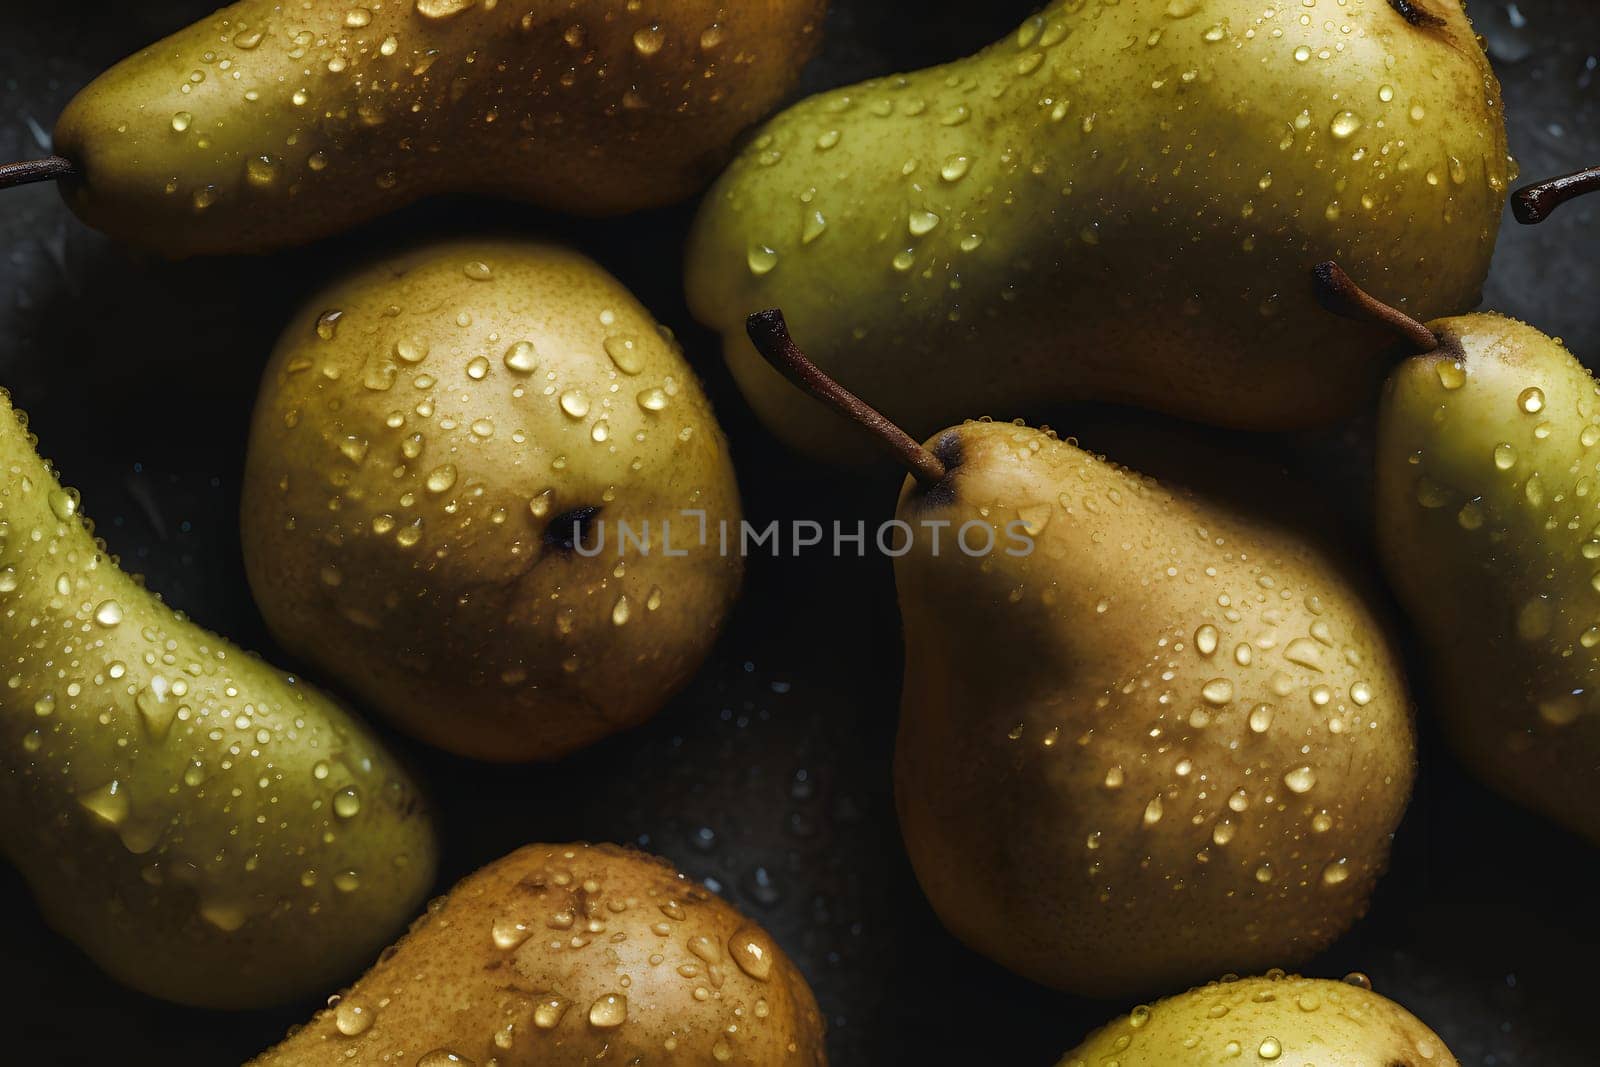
(492, 916, 532, 950)
(1322, 860, 1351, 886)
(1258, 1037, 1282, 1060)
(1329, 111, 1362, 139)
(1201, 678, 1234, 705)
(908, 209, 941, 237)
(1518, 386, 1546, 414)
(1283, 766, 1317, 794)
(941, 155, 972, 182)
(746, 243, 779, 276)
(637, 388, 669, 412)
(93, 600, 124, 627)
(1248, 704, 1274, 734)
(335, 1001, 372, 1036)
(560, 391, 591, 418)
(1435, 360, 1465, 390)
(633, 24, 665, 56)
(1194, 625, 1219, 655)
(316, 310, 343, 341)
(426, 465, 457, 493)
(171, 111, 192, 133)
(588, 993, 627, 1028)
(415, 0, 477, 19)
(604, 336, 645, 374)
(333, 786, 362, 819)
(1493, 442, 1518, 471)
(79, 780, 129, 826)
(463, 260, 493, 281)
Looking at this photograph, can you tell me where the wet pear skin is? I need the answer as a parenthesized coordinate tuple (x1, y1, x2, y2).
(52, 0, 827, 256)
(241, 241, 743, 762)
(1378, 314, 1600, 843)
(251, 843, 827, 1066)
(894, 420, 1414, 997)
(0, 388, 437, 1009)
(686, 0, 1509, 459)
(1058, 972, 1458, 1066)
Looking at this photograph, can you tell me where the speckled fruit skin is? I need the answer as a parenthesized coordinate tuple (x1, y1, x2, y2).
(51, 0, 828, 256)
(0, 389, 437, 1009)
(1378, 314, 1600, 844)
(893, 421, 1414, 998)
(240, 241, 743, 763)
(251, 843, 828, 1067)
(1058, 972, 1458, 1066)
(686, 0, 1508, 459)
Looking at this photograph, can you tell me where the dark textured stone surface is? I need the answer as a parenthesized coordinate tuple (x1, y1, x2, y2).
(0, 3, 1595, 1063)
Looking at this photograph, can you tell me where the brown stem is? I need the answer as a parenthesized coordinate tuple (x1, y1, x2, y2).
(1311, 261, 1439, 354)
(745, 309, 947, 486)
(1513, 164, 1600, 224)
(0, 156, 75, 190)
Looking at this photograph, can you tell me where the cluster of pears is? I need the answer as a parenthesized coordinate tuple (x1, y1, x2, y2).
(687, 0, 1510, 459)
(240, 240, 743, 761)
(253, 843, 826, 1066)
(0, 388, 438, 1008)
(3, 0, 827, 255)
(747, 312, 1415, 997)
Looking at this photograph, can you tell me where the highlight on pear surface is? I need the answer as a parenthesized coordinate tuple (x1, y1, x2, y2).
(0, 387, 438, 1009)
(1057, 971, 1458, 1066)
(241, 241, 743, 763)
(250, 843, 827, 1066)
(747, 313, 1417, 997)
(1314, 261, 1600, 845)
(0, 0, 828, 255)
(689, 0, 1510, 460)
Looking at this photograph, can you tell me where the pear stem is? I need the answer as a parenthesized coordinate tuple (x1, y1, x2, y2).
(0, 156, 74, 190)
(1311, 261, 1439, 354)
(745, 309, 947, 486)
(1513, 164, 1600, 224)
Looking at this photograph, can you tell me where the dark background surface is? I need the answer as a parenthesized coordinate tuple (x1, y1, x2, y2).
(1, 2, 1597, 1064)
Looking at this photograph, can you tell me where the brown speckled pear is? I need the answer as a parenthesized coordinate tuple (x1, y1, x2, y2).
(741, 312, 1414, 999)
(1058, 973, 1458, 1066)
(893, 421, 1414, 996)
(240, 241, 742, 762)
(686, 0, 1507, 459)
(46, 0, 826, 255)
(1377, 312, 1600, 843)
(250, 843, 827, 1066)
(0, 388, 437, 1009)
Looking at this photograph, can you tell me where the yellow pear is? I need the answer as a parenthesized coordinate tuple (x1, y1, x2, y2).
(1059, 972, 1457, 1066)
(241, 240, 743, 761)
(747, 311, 1415, 997)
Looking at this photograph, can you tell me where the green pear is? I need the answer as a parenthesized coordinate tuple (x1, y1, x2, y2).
(747, 312, 1414, 997)
(11, 0, 826, 255)
(688, 1, 1509, 461)
(1058, 972, 1457, 1066)
(0, 388, 437, 1008)
(241, 241, 743, 762)
(251, 843, 827, 1066)
(1338, 262, 1600, 842)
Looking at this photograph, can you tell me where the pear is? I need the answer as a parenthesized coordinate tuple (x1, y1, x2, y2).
(241, 241, 743, 762)
(1058, 972, 1457, 1066)
(746, 312, 1415, 997)
(251, 842, 827, 1066)
(1319, 263, 1600, 842)
(688, 1, 1509, 461)
(4, 0, 826, 255)
(0, 387, 437, 1008)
